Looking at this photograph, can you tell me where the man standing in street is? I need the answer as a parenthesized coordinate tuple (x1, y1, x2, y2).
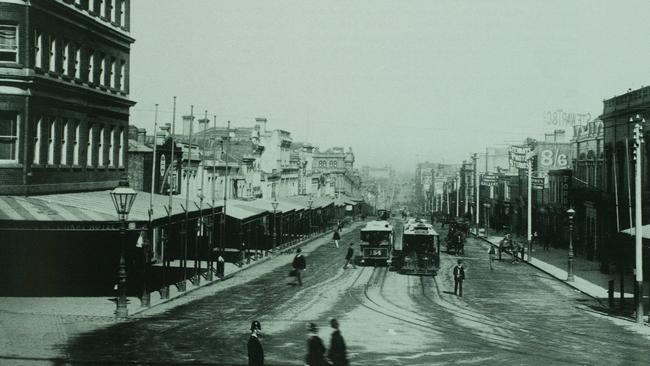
(328, 319, 349, 366)
(453, 260, 465, 297)
(292, 248, 306, 286)
(344, 243, 357, 269)
(305, 322, 327, 366)
(247, 320, 264, 366)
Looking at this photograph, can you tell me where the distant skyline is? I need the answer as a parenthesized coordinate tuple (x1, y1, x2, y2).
(129, 0, 650, 171)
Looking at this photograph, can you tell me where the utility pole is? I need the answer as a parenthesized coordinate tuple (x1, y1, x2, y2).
(455, 174, 460, 217)
(195, 110, 209, 285)
(527, 151, 533, 261)
(181, 106, 194, 291)
(161, 96, 176, 300)
(472, 153, 479, 235)
(632, 115, 645, 324)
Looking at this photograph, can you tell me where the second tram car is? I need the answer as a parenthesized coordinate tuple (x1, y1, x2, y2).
(360, 220, 394, 266)
(398, 219, 440, 276)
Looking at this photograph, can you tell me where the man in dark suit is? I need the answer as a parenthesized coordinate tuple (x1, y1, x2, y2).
(292, 248, 306, 286)
(344, 243, 357, 269)
(327, 319, 349, 366)
(247, 320, 264, 366)
(453, 260, 465, 297)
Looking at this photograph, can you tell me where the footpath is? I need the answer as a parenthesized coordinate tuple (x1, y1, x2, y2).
(471, 230, 650, 324)
(0, 222, 362, 364)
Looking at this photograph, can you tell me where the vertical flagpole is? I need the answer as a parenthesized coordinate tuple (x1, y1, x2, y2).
(456, 175, 460, 217)
(632, 117, 645, 323)
(613, 147, 621, 232)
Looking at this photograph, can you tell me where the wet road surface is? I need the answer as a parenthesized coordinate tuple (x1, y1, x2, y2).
(63, 220, 650, 365)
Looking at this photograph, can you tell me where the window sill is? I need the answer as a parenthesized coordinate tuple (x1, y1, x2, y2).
(47, 71, 59, 78)
(0, 162, 22, 168)
(62, 75, 73, 82)
(73, 78, 84, 85)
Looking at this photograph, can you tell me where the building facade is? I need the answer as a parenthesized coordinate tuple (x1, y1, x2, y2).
(0, 0, 135, 194)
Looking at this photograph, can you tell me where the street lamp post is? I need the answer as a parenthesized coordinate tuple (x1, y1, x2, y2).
(110, 177, 138, 319)
(307, 197, 314, 237)
(567, 208, 575, 282)
(272, 200, 279, 253)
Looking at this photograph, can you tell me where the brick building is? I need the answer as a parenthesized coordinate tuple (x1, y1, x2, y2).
(0, 0, 134, 194)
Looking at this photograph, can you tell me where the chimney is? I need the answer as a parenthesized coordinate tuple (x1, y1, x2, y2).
(127, 125, 138, 140)
(160, 123, 171, 138)
(255, 117, 267, 132)
(197, 118, 209, 133)
(137, 128, 146, 143)
(182, 115, 194, 136)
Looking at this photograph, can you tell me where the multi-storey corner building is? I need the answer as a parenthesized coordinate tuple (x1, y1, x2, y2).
(0, 0, 135, 194)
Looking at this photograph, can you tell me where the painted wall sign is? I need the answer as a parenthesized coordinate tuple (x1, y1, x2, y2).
(544, 109, 592, 127)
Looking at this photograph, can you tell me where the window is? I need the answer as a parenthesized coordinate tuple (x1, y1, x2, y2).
(109, 58, 115, 89)
(88, 51, 94, 82)
(33, 118, 41, 164)
(48, 36, 56, 72)
(119, 0, 126, 27)
(118, 128, 123, 166)
(99, 0, 106, 18)
(47, 118, 55, 164)
(108, 126, 114, 166)
(0, 25, 18, 62)
(62, 41, 69, 75)
(34, 32, 42, 68)
(319, 160, 326, 167)
(87, 123, 94, 166)
(98, 55, 104, 85)
(0, 112, 19, 162)
(74, 46, 81, 79)
(98, 126, 104, 166)
(329, 160, 337, 167)
(119, 60, 125, 91)
(90, 0, 96, 13)
(72, 122, 79, 165)
(61, 120, 68, 165)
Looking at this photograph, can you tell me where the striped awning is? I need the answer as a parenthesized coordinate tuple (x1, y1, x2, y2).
(0, 191, 223, 230)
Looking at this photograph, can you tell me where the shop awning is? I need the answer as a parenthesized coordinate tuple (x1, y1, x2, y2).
(233, 198, 302, 214)
(0, 191, 223, 230)
(281, 195, 334, 209)
(227, 200, 268, 221)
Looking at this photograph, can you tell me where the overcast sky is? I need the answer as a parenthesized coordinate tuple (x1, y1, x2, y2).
(129, 0, 650, 171)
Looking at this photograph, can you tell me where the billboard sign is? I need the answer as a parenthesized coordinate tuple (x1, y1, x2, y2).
(481, 174, 498, 186)
(509, 146, 532, 169)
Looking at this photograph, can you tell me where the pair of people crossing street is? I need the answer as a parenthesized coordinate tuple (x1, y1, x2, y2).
(247, 319, 350, 366)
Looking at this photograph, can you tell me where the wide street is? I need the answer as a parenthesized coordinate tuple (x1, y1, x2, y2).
(64, 220, 650, 365)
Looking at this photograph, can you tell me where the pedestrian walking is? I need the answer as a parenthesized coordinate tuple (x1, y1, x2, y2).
(292, 248, 306, 286)
(327, 319, 349, 366)
(344, 243, 357, 269)
(305, 323, 327, 366)
(333, 230, 341, 248)
(247, 320, 264, 366)
(453, 260, 465, 297)
(488, 245, 496, 270)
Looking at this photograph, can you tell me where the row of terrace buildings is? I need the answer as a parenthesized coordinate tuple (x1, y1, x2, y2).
(0, 0, 367, 299)
(437, 86, 650, 278)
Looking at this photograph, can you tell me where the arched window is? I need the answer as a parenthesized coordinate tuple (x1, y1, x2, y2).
(74, 46, 81, 79)
(119, 60, 125, 91)
(109, 58, 115, 89)
(62, 41, 69, 75)
(99, 0, 106, 19)
(61, 120, 68, 165)
(72, 122, 79, 165)
(33, 118, 41, 164)
(118, 128, 124, 167)
(119, 0, 126, 27)
(88, 51, 95, 83)
(108, 126, 114, 167)
(48, 36, 56, 72)
(98, 126, 104, 166)
(98, 55, 104, 85)
(34, 32, 42, 68)
(48, 118, 55, 165)
(87, 123, 94, 166)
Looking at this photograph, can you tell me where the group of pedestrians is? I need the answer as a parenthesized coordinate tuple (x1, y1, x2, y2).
(247, 319, 350, 366)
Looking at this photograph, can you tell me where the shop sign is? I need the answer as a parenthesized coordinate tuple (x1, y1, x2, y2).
(532, 177, 545, 190)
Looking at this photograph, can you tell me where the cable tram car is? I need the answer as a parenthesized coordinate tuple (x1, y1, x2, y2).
(398, 219, 440, 276)
(360, 220, 394, 266)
